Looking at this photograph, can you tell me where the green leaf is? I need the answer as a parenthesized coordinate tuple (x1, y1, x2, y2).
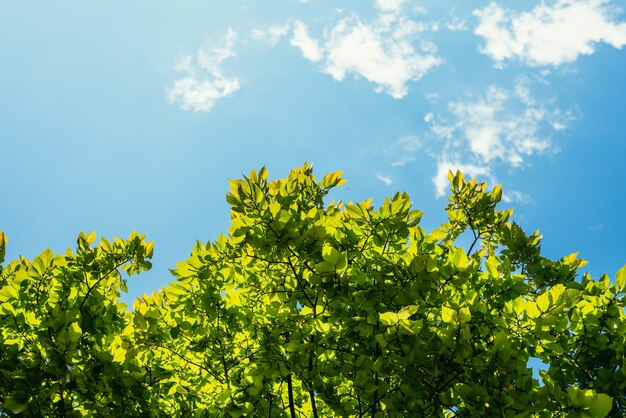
(450, 247, 469, 269)
(0, 285, 19, 301)
(397, 305, 418, 320)
(300, 305, 321, 316)
(375, 334, 387, 348)
(0, 302, 17, 316)
(492, 185, 502, 202)
(365, 383, 379, 393)
(429, 229, 447, 241)
(536, 292, 550, 313)
(371, 358, 384, 372)
(442, 306, 456, 324)
(322, 244, 341, 265)
(24, 312, 40, 326)
(0, 231, 7, 264)
(567, 386, 583, 407)
(113, 346, 126, 363)
(525, 302, 541, 319)
(4, 396, 28, 414)
(458, 307, 471, 323)
(335, 252, 348, 272)
(616, 264, 626, 292)
(68, 322, 83, 343)
(379, 312, 399, 326)
(314, 261, 335, 274)
(485, 256, 499, 277)
(589, 394, 613, 418)
(407, 210, 423, 226)
(314, 319, 330, 333)
(86, 231, 97, 245)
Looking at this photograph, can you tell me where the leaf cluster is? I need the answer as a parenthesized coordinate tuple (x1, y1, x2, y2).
(1, 165, 625, 417)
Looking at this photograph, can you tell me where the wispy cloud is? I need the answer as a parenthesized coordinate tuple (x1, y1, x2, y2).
(428, 81, 573, 198)
(502, 190, 531, 205)
(380, 134, 423, 167)
(474, 0, 626, 67)
(251, 24, 290, 46)
(167, 29, 240, 112)
(376, 173, 393, 185)
(376, 0, 406, 14)
(289, 2, 441, 98)
(445, 15, 467, 31)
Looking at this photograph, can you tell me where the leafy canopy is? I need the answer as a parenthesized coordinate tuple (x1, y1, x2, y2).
(1, 164, 625, 417)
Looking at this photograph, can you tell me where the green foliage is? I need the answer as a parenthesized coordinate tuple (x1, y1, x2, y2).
(0, 232, 154, 416)
(1, 164, 625, 417)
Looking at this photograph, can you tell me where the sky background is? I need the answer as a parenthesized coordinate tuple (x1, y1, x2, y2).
(1, 0, 625, 304)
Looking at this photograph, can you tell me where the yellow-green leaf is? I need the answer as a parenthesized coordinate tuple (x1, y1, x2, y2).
(485, 256, 499, 277)
(512, 296, 525, 317)
(442, 306, 456, 324)
(458, 307, 471, 323)
(0, 302, 17, 316)
(24, 312, 41, 327)
(379, 312, 399, 326)
(616, 264, 626, 292)
(314, 261, 335, 274)
(429, 229, 447, 241)
(450, 247, 469, 268)
(300, 305, 322, 316)
(589, 394, 613, 418)
(322, 244, 341, 266)
(0, 285, 19, 301)
(492, 185, 503, 202)
(536, 292, 550, 313)
(397, 305, 418, 320)
(113, 346, 126, 363)
(525, 302, 541, 319)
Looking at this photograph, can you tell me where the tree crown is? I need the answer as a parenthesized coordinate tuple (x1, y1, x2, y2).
(1, 165, 625, 417)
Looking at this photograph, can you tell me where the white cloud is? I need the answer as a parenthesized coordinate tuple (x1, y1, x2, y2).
(439, 84, 561, 166)
(502, 190, 531, 205)
(289, 7, 440, 98)
(377, 173, 393, 185)
(251, 24, 290, 46)
(326, 17, 440, 98)
(390, 156, 415, 167)
(446, 16, 467, 31)
(168, 29, 240, 112)
(291, 21, 324, 61)
(474, 0, 626, 67)
(376, 0, 406, 13)
(428, 82, 573, 197)
(167, 77, 240, 112)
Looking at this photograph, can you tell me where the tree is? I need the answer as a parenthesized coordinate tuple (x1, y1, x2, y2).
(1, 164, 625, 417)
(0, 231, 154, 416)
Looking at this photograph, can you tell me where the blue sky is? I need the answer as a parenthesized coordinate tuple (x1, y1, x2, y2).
(1, 0, 625, 303)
